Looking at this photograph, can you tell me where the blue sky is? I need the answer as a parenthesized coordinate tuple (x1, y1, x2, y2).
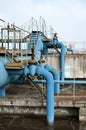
(0, 0, 86, 41)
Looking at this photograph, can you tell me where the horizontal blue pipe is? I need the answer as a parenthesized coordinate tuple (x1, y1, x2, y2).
(67, 48, 75, 54)
(7, 69, 24, 75)
(7, 66, 29, 76)
(56, 80, 86, 84)
(33, 80, 86, 84)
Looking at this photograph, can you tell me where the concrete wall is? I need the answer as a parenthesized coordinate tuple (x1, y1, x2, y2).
(43, 54, 86, 78)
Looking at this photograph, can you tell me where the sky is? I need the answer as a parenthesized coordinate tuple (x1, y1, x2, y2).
(0, 0, 86, 41)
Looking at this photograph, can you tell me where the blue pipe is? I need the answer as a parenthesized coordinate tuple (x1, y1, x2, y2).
(45, 64, 60, 94)
(43, 39, 66, 82)
(29, 64, 37, 76)
(33, 79, 86, 84)
(7, 66, 29, 75)
(7, 69, 25, 75)
(52, 39, 66, 81)
(0, 86, 5, 97)
(67, 48, 75, 54)
(35, 35, 43, 60)
(36, 65, 54, 125)
(57, 42, 66, 81)
(43, 43, 48, 55)
(56, 80, 86, 84)
(60, 42, 65, 81)
(0, 61, 8, 87)
(0, 61, 8, 96)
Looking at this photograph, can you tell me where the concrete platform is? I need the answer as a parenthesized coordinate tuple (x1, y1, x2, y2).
(0, 83, 86, 121)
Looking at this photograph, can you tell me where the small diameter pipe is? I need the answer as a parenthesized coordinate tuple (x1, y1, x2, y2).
(56, 80, 86, 84)
(33, 80, 86, 84)
(67, 48, 75, 54)
(45, 64, 60, 94)
(36, 65, 54, 125)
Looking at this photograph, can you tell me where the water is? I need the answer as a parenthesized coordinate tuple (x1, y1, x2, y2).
(0, 116, 86, 130)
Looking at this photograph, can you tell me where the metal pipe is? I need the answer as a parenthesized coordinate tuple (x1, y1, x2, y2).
(56, 80, 86, 84)
(29, 64, 37, 76)
(45, 64, 60, 94)
(7, 69, 25, 75)
(7, 66, 29, 76)
(1, 29, 3, 47)
(52, 39, 66, 81)
(57, 41, 66, 81)
(67, 48, 75, 54)
(0, 61, 8, 96)
(35, 35, 43, 60)
(36, 65, 54, 125)
(0, 86, 5, 97)
(33, 79, 86, 84)
(7, 23, 10, 49)
(0, 61, 8, 87)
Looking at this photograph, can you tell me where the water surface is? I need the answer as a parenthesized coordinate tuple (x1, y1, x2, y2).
(0, 116, 86, 130)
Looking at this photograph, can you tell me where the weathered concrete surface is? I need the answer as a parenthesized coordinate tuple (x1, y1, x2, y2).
(44, 54, 86, 78)
(0, 83, 85, 121)
(79, 107, 86, 122)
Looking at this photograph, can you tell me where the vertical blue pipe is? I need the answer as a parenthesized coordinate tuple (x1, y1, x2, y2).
(36, 65, 54, 125)
(0, 86, 5, 97)
(35, 35, 43, 61)
(45, 64, 60, 94)
(61, 44, 65, 81)
(43, 44, 48, 55)
(58, 42, 66, 81)
(0, 61, 8, 97)
(29, 64, 37, 76)
(53, 40, 66, 81)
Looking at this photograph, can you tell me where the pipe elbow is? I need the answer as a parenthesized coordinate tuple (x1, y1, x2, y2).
(45, 64, 59, 79)
(67, 48, 75, 54)
(36, 65, 54, 124)
(36, 65, 54, 85)
(45, 64, 60, 94)
(58, 41, 64, 47)
(59, 42, 66, 52)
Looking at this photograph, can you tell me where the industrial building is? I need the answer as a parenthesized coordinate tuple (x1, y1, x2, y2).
(0, 17, 86, 125)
